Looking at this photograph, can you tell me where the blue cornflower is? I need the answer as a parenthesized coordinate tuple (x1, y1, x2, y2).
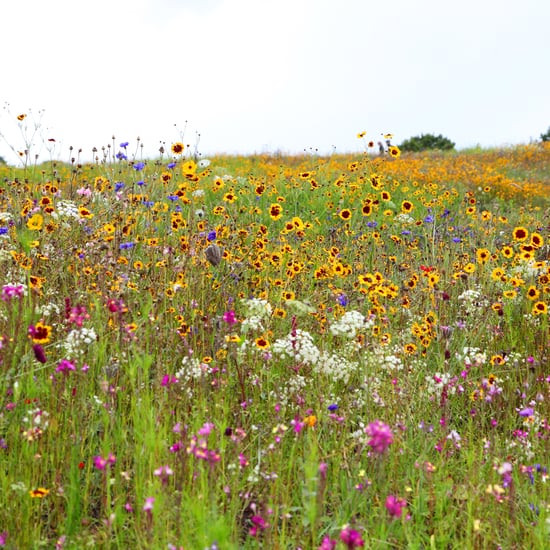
(137, 180, 145, 186)
(168, 195, 178, 201)
(367, 221, 378, 228)
(134, 161, 145, 171)
(424, 215, 434, 223)
(120, 142, 129, 149)
(402, 230, 411, 235)
(0, 227, 8, 235)
(207, 230, 217, 242)
(119, 242, 135, 250)
(116, 151, 127, 161)
(452, 237, 461, 243)
(115, 182, 125, 192)
(337, 294, 348, 306)
(167, 162, 176, 169)
(327, 404, 339, 412)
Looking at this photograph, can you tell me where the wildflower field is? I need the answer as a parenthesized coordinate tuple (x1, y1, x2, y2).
(0, 134, 549, 549)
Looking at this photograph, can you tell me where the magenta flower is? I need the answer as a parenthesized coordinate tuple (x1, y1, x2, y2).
(385, 494, 407, 518)
(318, 535, 337, 549)
(222, 310, 237, 325)
(1, 284, 25, 301)
(365, 420, 393, 454)
(339, 527, 364, 548)
(56, 359, 76, 374)
(249, 515, 268, 537)
(93, 453, 116, 470)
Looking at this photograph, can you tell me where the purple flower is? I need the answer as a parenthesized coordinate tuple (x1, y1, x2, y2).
(167, 162, 176, 169)
(115, 181, 125, 192)
(133, 161, 145, 171)
(327, 403, 339, 412)
(120, 142, 129, 149)
(337, 293, 348, 306)
(116, 151, 127, 161)
(0, 531, 7, 547)
(518, 407, 534, 417)
(0, 226, 8, 235)
(33, 344, 47, 364)
(119, 242, 135, 250)
(365, 420, 393, 454)
(339, 527, 364, 548)
(385, 494, 407, 518)
(55, 359, 76, 374)
(207, 230, 217, 242)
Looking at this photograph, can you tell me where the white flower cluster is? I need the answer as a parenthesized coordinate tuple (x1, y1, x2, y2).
(242, 298, 272, 318)
(22, 408, 50, 430)
(395, 213, 415, 224)
(269, 374, 307, 407)
(314, 351, 359, 384)
(240, 298, 273, 335)
(457, 288, 488, 313)
(37, 301, 61, 317)
(367, 345, 405, 372)
(329, 310, 374, 339)
(175, 357, 212, 388)
(241, 316, 264, 333)
(457, 346, 487, 367)
(272, 329, 320, 366)
(425, 372, 458, 398)
(511, 261, 545, 279)
(58, 327, 97, 356)
(51, 200, 80, 220)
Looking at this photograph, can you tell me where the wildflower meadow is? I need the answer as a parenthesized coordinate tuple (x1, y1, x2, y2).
(0, 119, 549, 549)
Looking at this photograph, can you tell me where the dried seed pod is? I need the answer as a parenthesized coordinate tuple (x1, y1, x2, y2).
(205, 244, 222, 266)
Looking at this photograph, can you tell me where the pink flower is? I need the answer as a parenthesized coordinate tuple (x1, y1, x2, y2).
(93, 453, 116, 470)
(143, 497, 155, 512)
(365, 420, 393, 454)
(222, 310, 237, 325)
(318, 535, 337, 549)
(339, 527, 364, 548)
(385, 494, 407, 518)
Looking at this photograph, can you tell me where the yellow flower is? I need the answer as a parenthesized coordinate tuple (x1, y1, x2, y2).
(27, 213, 43, 231)
(171, 142, 185, 154)
(269, 204, 283, 220)
(512, 226, 528, 242)
(532, 301, 547, 315)
(29, 487, 49, 498)
(388, 145, 401, 159)
(255, 337, 270, 350)
(30, 321, 52, 344)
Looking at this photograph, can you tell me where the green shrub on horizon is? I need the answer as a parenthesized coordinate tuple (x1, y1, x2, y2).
(399, 133, 456, 152)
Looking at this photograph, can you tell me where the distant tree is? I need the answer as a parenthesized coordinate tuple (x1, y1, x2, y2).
(399, 133, 455, 152)
(0, 155, 6, 164)
(540, 126, 550, 142)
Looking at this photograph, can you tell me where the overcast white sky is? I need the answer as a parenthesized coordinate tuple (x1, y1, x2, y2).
(1, 0, 549, 163)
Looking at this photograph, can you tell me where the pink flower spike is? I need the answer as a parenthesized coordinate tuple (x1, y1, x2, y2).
(143, 497, 155, 512)
(365, 420, 393, 454)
